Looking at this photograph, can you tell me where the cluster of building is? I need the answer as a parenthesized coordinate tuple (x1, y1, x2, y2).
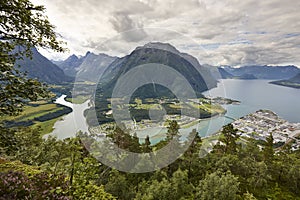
(231, 110, 300, 150)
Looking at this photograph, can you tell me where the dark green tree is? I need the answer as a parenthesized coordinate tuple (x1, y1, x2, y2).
(0, 0, 65, 116)
(0, 171, 71, 199)
(182, 129, 203, 181)
(287, 157, 300, 195)
(262, 133, 274, 164)
(241, 138, 262, 161)
(214, 124, 239, 154)
(196, 171, 240, 200)
(142, 135, 152, 153)
(166, 120, 180, 142)
(105, 170, 135, 200)
(135, 169, 193, 200)
(108, 124, 141, 153)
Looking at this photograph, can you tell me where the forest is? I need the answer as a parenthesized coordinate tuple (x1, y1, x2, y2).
(1, 122, 300, 199)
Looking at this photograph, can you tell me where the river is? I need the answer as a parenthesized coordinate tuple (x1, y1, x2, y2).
(45, 95, 90, 139)
(48, 79, 300, 142)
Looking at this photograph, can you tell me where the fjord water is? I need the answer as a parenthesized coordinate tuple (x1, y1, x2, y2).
(205, 79, 300, 123)
(140, 79, 300, 143)
(49, 79, 300, 141)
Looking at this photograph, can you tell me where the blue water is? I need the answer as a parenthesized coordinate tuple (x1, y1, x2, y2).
(140, 79, 300, 144)
(51, 80, 300, 143)
(205, 79, 300, 123)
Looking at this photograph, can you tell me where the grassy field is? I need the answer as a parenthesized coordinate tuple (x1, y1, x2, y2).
(66, 95, 90, 104)
(91, 97, 228, 126)
(189, 102, 226, 114)
(32, 116, 63, 134)
(0, 101, 69, 135)
(0, 103, 62, 121)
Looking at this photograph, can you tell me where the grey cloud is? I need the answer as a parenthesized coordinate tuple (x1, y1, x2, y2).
(110, 12, 136, 32)
(34, 0, 300, 66)
(110, 12, 148, 42)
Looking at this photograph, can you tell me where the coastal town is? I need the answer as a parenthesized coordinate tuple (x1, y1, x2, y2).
(231, 110, 300, 150)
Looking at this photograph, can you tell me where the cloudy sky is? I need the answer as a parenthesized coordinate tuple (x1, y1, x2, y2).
(32, 0, 300, 67)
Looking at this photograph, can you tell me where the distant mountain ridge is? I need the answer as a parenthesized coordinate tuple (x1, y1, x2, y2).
(222, 65, 300, 80)
(96, 42, 218, 99)
(15, 47, 72, 84)
(53, 54, 86, 77)
(17, 46, 299, 87)
(54, 52, 117, 82)
(236, 73, 257, 80)
(270, 73, 300, 89)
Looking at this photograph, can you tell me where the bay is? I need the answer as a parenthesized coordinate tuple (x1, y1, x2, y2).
(48, 79, 300, 142)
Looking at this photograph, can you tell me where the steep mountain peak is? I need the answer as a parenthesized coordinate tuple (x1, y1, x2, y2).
(55, 50, 117, 79)
(72, 52, 117, 82)
(85, 51, 91, 56)
(85, 52, 112, 59)
(96, 42, 219, 100)
(66, 54, 78, 61)
(138, 42, 180, 54)
(131, 42, 217, 89)
(135, 42, 199, 65)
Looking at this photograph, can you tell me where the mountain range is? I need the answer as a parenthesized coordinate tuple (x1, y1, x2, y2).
(54, 52, 117, 82)
(15, 47, 72, 84)
(221, 65, 300, 80)
(95, 42, 218, 99)
(52, 54, 85, 77)
(15, 44, 300, 92)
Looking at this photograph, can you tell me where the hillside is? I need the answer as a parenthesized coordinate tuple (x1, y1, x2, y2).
(207, 65, 234, 79)
(15, 48, 73, 84)
(218, 67, 234, 79)
(270, 73, 300, 89)
(96, 42, 217, 100)
(138, 42, 217, 89)
(288, 73, 300, 84)
(76, 52, 117, 82)
(204, 65, 258, 80)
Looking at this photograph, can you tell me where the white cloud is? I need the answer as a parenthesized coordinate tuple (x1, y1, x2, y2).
(32, 0, 300, 66)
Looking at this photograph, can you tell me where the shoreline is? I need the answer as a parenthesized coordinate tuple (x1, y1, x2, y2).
(46, 94, 91, 139)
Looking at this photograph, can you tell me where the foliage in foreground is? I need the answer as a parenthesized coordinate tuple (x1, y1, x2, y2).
(1, 0, 65, 116)
(0, 123, 300, 199)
